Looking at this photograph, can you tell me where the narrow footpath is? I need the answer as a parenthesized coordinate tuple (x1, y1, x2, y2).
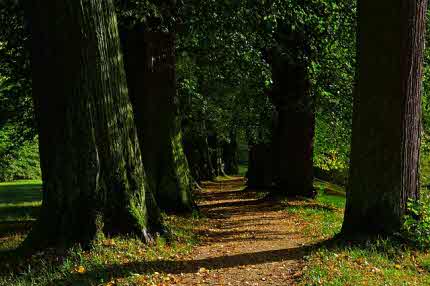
(171, 178, 310, 286)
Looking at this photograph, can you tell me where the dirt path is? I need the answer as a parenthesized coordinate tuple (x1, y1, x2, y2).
(172, 178, 309, 286)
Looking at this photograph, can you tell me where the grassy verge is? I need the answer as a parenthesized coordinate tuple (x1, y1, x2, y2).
(0, 180, 42, 223)
(0, 181, 203, 286)
(238, 164, 248, 177)
(293, 182, 430, 286)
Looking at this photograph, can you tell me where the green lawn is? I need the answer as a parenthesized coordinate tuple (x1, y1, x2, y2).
(1, 179, 430, 285)
(0, 180, 201, 286)
(238, 163, 248, 176)
(296, 182, 430, 286)
(0, 180, 42, 223)
(0, 180, 42, 252)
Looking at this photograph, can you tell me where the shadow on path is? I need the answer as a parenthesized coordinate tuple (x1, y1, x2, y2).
(53, 245, 314, 285)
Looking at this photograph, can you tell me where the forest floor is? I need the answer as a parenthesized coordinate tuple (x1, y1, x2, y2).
(1, 178, 430, 285)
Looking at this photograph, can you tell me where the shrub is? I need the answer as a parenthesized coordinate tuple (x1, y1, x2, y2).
(402, 191, 430, 248)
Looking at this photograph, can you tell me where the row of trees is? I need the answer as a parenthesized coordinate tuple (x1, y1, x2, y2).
(247, 0, 428, 236)
(0, 0, 428, 250)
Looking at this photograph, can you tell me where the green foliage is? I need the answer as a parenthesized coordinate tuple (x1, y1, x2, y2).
(402, 192, 430, 249)
(177, 0, 273, 145)
(307, 0, 356, 172)
(115, 0, 176, 32)
(0, 1, 40, 183)
(0, 124, 41, 182)
(0, 1, 34, 140)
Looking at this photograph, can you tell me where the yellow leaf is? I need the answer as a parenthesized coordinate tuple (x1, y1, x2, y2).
(394, 264, 402, 269)
(76, 266, 86, 274)
(103, 239, 116, 247)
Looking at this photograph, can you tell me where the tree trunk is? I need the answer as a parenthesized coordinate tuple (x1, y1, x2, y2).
(342, 0, 427, 235)
(208, 133, 225, 177)
(122, 28, 194, 213)
(183, 123, 215, 182)
(223, 133, 239, 175)
(271, 36, 316, 198)
(25, 0, 163, 251)
(246, 144, 273, 189)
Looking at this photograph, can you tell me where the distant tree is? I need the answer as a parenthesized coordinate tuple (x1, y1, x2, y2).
(25, 0, 163, 250)
(122, 28, 195, 213)
(342, 0, 427, 235)
(223, 131, 239, 175)
(270, 27, 316, 198)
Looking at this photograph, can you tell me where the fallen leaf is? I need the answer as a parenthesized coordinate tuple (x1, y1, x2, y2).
(75, 266, 86, 274)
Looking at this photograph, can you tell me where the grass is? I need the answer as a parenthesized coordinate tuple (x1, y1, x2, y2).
(0, 180, 42, 224)
(284, 183, 345, 239)
(293, 182, 430, 286)
(2, 179, 430, 285)
(238, 163, 248, 177)
(0, 215, 202, 286)
(0, 181, 203, 286)
(0, 180, 43, 253)
(301, 242, 430, 286)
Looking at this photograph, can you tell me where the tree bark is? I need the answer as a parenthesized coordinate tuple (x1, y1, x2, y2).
(223, 133, 239, 175)
(342, 0, 427, 235)
(183, 122, 215, 182)
(122, 28, 194, 213)
(271, 34, 316, 198)
(26, 0, 163, 251)
(246, 144, 273, 189)
(208, 133, 225, 177)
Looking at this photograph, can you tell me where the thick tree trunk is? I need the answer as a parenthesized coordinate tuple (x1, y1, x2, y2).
(223, 133, 239, 175)
(122, 28, 194, 213)
(271, 39, 316, 198)
(26, 0, 163, 251)
(183, 123, 215, 182)
(246, 144, 273, 189)
(342, 0, 427, 235)
(208, 133, 225, 177)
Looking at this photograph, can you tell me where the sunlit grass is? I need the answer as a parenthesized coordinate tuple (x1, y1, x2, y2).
(238, 164, 248, 176)
(296, 181, 430, 286)
(0, 180, 202, 286)
(0, 214, 202, 286)
(0, 180, 42, 224)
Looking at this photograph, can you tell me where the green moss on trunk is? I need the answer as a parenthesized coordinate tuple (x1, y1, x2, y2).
(25, 0, 162, 251)
(122, 29, 194, 213)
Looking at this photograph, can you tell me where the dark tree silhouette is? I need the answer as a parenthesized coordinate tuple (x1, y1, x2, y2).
(342, 0, 427, 235)
(122, 28, 194, 213)
(271, 29, 316, 198)
(26, 0, 163, 250)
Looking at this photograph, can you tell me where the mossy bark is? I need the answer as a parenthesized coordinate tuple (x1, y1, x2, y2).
(25, 0, 163, 251)
(342, 0, 427, 235)
(122, 29, 194, 213)
(183, 122, 215, 182)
